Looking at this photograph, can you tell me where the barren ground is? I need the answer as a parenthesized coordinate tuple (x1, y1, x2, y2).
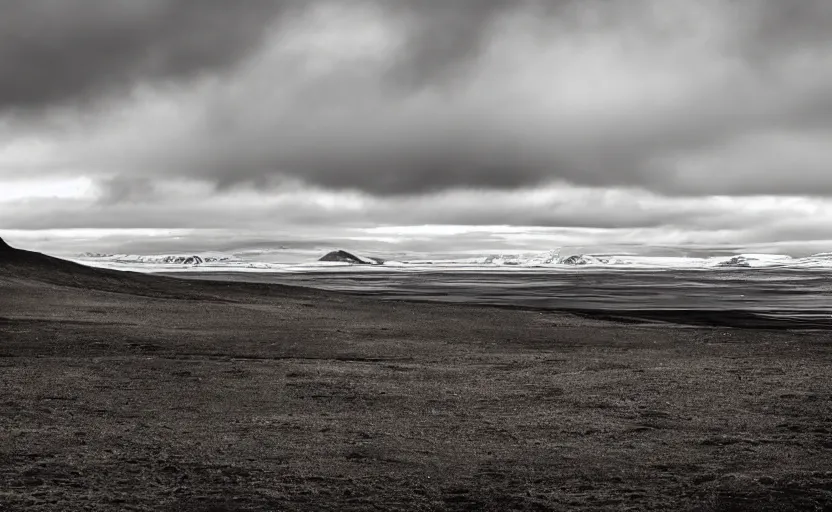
(1, 247, 831, 511)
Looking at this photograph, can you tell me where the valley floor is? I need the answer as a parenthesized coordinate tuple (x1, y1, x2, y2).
(1, 272, 832, 511)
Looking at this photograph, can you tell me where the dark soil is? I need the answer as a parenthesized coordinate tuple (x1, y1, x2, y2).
(1, 240, 831, 511)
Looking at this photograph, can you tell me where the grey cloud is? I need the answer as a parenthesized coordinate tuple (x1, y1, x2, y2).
(209, 123, 558, 195)
(98, 176, 157, 205)
(0, 0, 550, 111)
(5, 0, 832, 199)
(0, 0, 293, 111)
(0, 185, 810, 237)
(129, 76, 832, 197)
(388, 0, 832, 91)
(740, 1, 832, 64)
(124, 1, 832, 196)
(383, 0, 520, 91)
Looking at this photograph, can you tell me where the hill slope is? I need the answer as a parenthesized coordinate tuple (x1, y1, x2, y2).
(0, 237, 316, 301)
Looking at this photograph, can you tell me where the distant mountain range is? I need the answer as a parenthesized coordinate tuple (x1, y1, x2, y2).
(67, 246, 832, 270)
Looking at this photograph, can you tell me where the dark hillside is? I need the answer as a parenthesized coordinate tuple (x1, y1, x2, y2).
(0, 237, 316, 302)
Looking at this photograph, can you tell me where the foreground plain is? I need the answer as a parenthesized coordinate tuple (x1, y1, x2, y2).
(1, 240, 831, 511)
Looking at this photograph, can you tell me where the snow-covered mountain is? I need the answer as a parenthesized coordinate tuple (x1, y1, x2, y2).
(715, 254, 794, 268)
(77, 253, 237, 265)
(70, 249, 832, 272)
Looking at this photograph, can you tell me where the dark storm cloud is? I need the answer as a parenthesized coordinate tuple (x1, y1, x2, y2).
(98, 176, 156, 205)
(138, 0, 832, 196)
(383, 0, 520, 90)
(207, 123, 557, 195)
(386, 0, 832, 92)
(0, 0, 545, 111)
(4, 0, 832, 199)
(740, 1, 832, 63)
(0, 0, 293, 110)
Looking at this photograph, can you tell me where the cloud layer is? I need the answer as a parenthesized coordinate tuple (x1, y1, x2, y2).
(1, 0, 832, 253)
(0, 0, 291, 111)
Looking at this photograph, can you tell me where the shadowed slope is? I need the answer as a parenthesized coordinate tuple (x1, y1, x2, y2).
(0, 237, 316, 302)
(0, 236, 173, 291)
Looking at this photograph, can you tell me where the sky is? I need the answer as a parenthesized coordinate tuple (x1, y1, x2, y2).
(1, 0, 832, 257)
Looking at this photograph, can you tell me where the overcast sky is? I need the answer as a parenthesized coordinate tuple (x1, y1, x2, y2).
(1, 0, 831, 256)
